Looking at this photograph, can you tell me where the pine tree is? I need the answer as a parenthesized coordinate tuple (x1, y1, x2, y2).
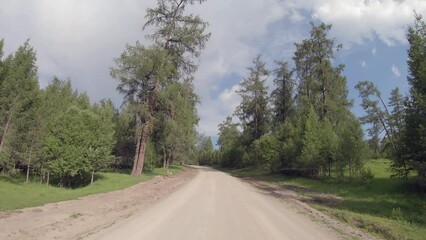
(299, 106, 322, 177)
(293, 23, 349, 124)
(235, 55, 271, 147)
(112, 0, 210, 176)
(356, 81, 396, 157)
(404, 13, 426, 185)
(337, 116, 366, 181)
(271, 60, 294, 126)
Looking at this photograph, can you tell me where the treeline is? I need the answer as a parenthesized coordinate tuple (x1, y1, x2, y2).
(356, 14, 426, 188)
(213, 16, 426, 187)
(215, 23, 366, 180)
(0, 40, 116, 186)
(0, 0, 212, 186)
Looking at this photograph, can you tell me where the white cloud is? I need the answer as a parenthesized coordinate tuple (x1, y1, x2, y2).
(391, 64, 401, 77)
(0, 0, 155, 98)
(289, 0, 426, 46)
(361, 60, 367, 68)
(218, 85, 241, 112)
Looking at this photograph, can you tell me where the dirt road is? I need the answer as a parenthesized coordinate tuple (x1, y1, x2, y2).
(87, 167, 350, 240)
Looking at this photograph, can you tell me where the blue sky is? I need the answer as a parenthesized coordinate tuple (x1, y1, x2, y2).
(0, 0, 424, 145)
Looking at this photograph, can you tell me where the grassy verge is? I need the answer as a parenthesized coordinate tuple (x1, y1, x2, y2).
(225, 160, 426, 240)
(0, 165, 182, 212)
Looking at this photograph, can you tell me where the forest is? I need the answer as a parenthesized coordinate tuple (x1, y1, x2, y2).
(208, 16, 426, 192)
(0, 0, 424, 194)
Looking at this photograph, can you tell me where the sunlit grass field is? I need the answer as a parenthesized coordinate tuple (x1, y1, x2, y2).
(0, 166, 182, 212)
(227, 160, 426, 240)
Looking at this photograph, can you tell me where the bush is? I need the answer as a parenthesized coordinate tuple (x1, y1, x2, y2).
(252, 135, 282, 171)
(360, 167, 375, 184)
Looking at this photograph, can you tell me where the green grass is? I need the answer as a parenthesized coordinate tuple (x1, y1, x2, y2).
(226, 160, 426, 240)
(0, 165, 182, 212)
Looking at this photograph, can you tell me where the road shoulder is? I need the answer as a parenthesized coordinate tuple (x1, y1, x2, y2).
(0, 166, 197, 240)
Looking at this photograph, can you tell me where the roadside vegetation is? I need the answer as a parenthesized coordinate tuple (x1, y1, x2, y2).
(226, 160, 425, 240)
(0, 0, 210, 191)
(0, 166, 182, 211)
(201, 12, 426, 240)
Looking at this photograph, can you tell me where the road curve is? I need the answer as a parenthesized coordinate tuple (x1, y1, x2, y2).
(87, 166, 338, 240)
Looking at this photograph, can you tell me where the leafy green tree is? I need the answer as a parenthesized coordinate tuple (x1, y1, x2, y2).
(271, 61, 294, 126)
(356, 81, 395, 156)
(197, 134, 214, 166)
(217, 117, 241, 167)
(387, 88, 409, 178)
(155, 80, 199, 167)
(91, 99, 117, 183)
(336, 116, 367, 181)
(112, 0, 210, 176)
(114, 104, 137, 169)
(274, 120, 302, 175)
(44, 106, 115, 187)
(403, 13, 426, 186)
(235, 55, 271, 147)
(0, 41, 40, 175)
(299, 106, 322, 177)
(320, 118, 337, 178)
(252, 135, 281, 171)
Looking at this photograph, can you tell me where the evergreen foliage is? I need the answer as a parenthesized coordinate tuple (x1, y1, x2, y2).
(235, 55, 271, 147)
(402, 13, 426, 188)
(111, 0, 210, 176)
(217, 23, 367, 180)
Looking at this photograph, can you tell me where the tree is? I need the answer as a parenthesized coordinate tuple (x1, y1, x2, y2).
(91, 99, 117, 183)
(299, 106, 322, 177)
(336, 117, 367, 181)
(155, 80, 199, 168)
(355, 81, 400, 159)
(197, 134, 214, 166)
(293, 23, 349, 124)
(319, 118, 337, 178)
(235, 55, 271, 147)
(217, 117, 241, 167)
(403, 13, 426, 186)
(0, 41, 40, 175)
(271, 60, 294, 126)
(43, 106, 115, 187)
(114, 104, 137, 169)
(112, 0, 210, 176)
(252, 135, 281, 171)
(387, 88, 409, 178)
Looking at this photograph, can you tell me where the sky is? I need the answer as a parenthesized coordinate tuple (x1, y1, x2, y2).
(1, 0, 425, 144)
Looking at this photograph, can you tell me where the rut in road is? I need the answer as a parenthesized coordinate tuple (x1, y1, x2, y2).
(88, 167, 343, 240)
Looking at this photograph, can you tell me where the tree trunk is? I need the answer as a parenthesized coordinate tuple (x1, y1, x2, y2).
(46, 171, 50, 186)
(132, 123, 149, 176)
(167, 149, 172, 168)
(26, 162, 30, 183)
(91, 170, 95, 185)
(0, 112, 13, 154)
(163, 147, 167, 169)
(131, 131, 142, 176)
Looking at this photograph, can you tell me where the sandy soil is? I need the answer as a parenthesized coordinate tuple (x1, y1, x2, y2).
(0, 167, 196, 240)
(0, 166, 374, 240)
